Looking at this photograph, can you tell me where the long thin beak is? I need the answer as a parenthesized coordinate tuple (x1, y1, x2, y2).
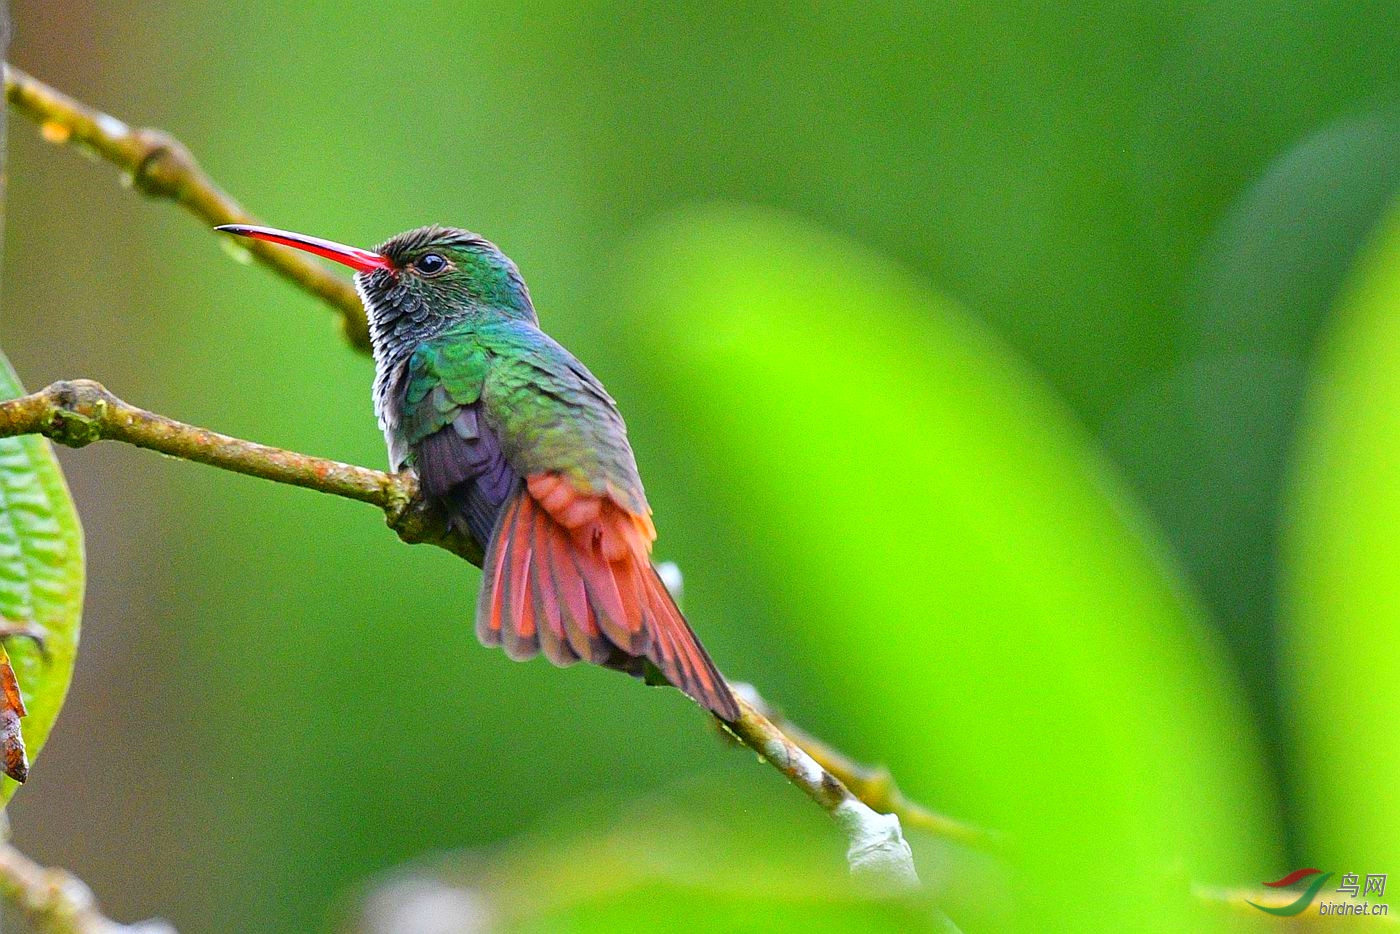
(215, 224, 392, 274)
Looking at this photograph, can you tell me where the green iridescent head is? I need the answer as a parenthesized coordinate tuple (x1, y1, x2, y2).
(358, 225, 536, 329)
(214, 222, 538, 336)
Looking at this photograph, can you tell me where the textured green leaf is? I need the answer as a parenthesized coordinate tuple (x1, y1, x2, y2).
(1281, 195, 1400, 870)
(0, 353, 84, 804)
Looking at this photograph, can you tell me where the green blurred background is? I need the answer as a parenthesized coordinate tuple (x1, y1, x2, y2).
(5, 2, 1400, 931)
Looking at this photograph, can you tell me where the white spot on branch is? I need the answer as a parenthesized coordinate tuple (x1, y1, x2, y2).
(833, 799, 921, 892)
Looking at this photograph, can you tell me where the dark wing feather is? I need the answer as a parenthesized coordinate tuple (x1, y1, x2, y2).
(415, 411, 516, 548)
(387, 335, 515, 552)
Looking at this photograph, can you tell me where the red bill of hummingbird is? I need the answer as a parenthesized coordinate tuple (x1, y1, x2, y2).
(216, 223, 740, 721)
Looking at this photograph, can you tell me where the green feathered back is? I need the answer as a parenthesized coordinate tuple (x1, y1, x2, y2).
(392, 318, 650, 517)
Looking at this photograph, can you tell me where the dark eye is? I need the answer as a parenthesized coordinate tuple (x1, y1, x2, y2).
(415, 253, 448, 275)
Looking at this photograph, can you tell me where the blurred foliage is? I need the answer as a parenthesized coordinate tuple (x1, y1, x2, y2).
(1282, 197, 1400, 875)
(4, 0, 1400, 932)
(609, 206, 1270, 931)
(346, 779, 972, 933)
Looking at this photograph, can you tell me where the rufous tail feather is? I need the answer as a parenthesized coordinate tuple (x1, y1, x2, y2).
(476, 484, 739, 721)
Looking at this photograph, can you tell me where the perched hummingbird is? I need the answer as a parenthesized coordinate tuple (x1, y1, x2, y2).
(217, 223, 740, 721)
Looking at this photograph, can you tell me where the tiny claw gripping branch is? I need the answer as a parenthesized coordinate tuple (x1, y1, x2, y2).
(383, 482, 486, 566)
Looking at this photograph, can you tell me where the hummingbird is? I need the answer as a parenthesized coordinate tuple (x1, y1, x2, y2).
(216, 223, 740, 721)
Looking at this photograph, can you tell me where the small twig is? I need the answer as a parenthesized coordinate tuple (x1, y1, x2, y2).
(0, 379, 481, 564)
(731, 683, 997, 852)
(724, 693, 919, 889)
(4, 65, 369, 349)
(0, 841, 174, 933)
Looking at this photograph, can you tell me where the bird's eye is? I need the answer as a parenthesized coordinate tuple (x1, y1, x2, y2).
(415, 253, 448, 275)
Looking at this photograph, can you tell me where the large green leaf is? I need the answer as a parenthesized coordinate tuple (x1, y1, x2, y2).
(597, 205, 1274, 932)
(0, 353, 84, 805)
(1281, 195, 1400, 871)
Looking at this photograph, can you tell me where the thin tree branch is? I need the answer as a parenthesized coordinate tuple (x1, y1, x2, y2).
(3, 65, 369, 350)
(0, 379, 481, 565)
(725, 692, 920, 889)
(731, 683, 998, 853)
(0, 840, 174, 933)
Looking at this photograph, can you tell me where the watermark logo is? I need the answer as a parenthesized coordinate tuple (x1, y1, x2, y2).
(1248, 869, 1333, 916)
(1248, 868, 1388, 918)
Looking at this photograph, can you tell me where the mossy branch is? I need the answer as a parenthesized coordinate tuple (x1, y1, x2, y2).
(726, 691, 920, 889)
(0, 379, 480, 565)
(732, 683, 998, 853)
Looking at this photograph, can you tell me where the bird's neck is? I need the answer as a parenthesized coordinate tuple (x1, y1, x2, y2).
(367, 308, 538, 434)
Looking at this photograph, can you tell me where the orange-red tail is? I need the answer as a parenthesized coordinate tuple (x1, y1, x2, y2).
(476, 478, 739, 721)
